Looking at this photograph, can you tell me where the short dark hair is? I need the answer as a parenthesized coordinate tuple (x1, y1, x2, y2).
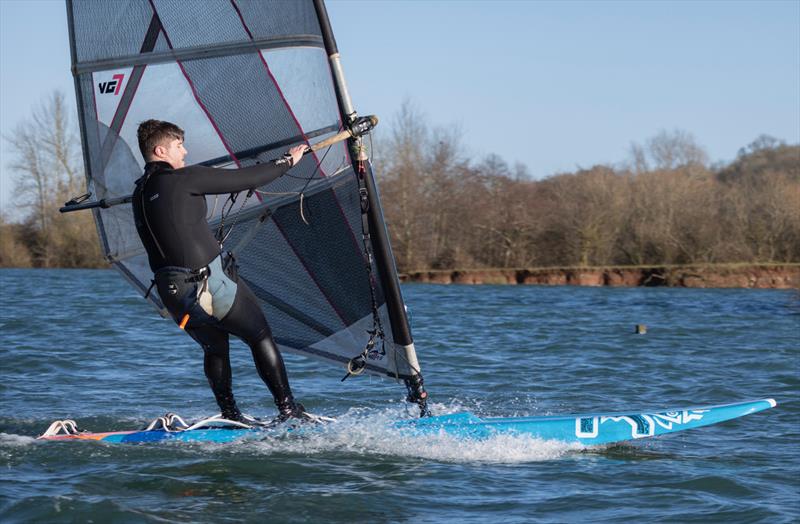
(137, 119, 184, 159)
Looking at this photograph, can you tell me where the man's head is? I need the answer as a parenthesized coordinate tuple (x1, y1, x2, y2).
(137, 119, 187, 168)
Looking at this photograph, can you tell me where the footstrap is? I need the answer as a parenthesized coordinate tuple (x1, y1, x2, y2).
(142, 413, 191, 432)
(38, 419, 82, 438)
(183, 414, 254, 431)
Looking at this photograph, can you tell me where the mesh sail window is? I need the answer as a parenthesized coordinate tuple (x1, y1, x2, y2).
(67, 0, 414, 379)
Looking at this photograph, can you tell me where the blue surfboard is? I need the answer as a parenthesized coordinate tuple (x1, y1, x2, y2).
(399, 398, 777, 445)
(39, 398, 776, 446)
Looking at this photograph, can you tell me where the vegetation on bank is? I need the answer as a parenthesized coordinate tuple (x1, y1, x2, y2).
(1, 94, 798, 273)
(376, 104, 800, 272)
(401, 262, 800, 288)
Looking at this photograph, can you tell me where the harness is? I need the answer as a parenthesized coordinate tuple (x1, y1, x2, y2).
(153, 265, 214, 329)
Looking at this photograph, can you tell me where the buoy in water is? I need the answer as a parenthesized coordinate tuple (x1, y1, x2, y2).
(635, 324, 647, 334)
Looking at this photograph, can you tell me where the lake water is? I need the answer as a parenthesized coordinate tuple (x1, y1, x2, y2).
(1, 269, 798, 522)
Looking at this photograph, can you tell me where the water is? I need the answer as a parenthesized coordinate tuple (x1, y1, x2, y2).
(1, 268, 798, 523)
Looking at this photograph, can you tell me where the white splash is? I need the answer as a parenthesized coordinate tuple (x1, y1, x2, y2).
(225, 403, 583, 463)
(0, 433, 37, 447)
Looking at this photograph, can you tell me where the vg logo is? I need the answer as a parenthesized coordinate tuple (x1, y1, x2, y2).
(98, 74, 125, 95)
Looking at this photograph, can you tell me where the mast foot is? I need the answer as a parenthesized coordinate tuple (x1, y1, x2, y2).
(405, 374, 431, 418)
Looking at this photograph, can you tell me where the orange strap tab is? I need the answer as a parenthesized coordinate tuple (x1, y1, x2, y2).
(179, 314, 190, 329)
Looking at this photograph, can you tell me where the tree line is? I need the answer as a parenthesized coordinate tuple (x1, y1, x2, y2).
(375, 104, 799, 271)
(1, 93, 798, 271)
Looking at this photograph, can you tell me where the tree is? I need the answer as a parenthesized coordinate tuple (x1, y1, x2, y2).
(0, 213, 32, 267)
(538, 167, 626, 266)
(6, 110, 55, 266)
(629, 129, 708, 172)
(2, 90, 103, 268)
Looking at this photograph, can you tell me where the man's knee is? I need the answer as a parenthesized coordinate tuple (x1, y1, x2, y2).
(187, 327, 229, 357)
(201, 341, 229, 358)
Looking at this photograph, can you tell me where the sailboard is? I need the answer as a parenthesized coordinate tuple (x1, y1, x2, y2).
(63, 0, 429, 411)
(39, 399, 776, 446)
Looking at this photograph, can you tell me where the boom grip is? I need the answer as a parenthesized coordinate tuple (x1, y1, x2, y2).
(305, 115, 378, 154)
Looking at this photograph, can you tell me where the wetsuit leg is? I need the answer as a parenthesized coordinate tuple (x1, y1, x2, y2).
(217, 280, 299, 416)
(185, 325, 242, 420)
(247, 330, 295, 413)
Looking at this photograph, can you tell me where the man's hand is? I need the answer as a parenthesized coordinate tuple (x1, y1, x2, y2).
(287, 145, 309, 167)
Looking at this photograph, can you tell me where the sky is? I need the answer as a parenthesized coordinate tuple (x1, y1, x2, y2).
(1, 0, 798, 219)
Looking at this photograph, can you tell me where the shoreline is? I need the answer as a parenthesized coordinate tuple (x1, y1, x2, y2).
(400, 264, 800, 289)
(2, 264, 798, 289)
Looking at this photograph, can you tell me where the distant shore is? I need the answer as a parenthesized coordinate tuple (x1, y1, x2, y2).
(2, 264, 797, 289)
(400, 263, 800, 289)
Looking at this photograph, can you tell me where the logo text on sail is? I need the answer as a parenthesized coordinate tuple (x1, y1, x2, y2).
(98, 74, 125, 95)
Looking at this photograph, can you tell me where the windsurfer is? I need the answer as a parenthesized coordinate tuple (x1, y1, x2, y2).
(132, 119, 309, 424)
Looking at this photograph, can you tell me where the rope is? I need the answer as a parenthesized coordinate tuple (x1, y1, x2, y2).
(207, 194, 219, 220)
(220, 191, 253, 245)
(342, 129, 395, 382)
(217, 136, 338, 238)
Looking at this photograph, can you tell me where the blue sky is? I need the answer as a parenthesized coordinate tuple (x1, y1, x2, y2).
(1, 0, 798, 218)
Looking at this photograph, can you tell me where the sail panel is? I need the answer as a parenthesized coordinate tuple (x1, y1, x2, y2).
(178, 54, 307, 164)
(71, 0, 155, 62)
(234, 0, 323, 38)
(152, 0, 252, 48)
(68, 0, 414, 379)
(262, 48, 342, 138)
(230, 219, 347, 335)
(70, 0, 323, 63)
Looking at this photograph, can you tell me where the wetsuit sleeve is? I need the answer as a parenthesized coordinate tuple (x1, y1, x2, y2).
(180, 162, 290, 195)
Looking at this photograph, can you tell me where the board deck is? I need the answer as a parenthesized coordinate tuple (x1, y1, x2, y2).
(401, 398, 777, 445)
(39, 398, 776, 446)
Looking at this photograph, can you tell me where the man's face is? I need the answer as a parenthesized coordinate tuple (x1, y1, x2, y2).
(155, 138, 187, 169)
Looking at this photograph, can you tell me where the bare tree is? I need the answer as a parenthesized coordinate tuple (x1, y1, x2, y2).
(6, 116, 54, 266)
(629, 129, 709, 172)
(38, 92, 81, 196)
(538, 167, 626, 266)
(376, 100, 430, 270)
(3, 90, 103, 268)
(628, 142, 649, 175)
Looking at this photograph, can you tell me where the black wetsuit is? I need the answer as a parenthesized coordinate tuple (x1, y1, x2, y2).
(132, 160, 298, 420)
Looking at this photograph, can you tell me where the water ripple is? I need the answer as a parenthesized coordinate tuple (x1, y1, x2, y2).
(0, 270, 798, 522)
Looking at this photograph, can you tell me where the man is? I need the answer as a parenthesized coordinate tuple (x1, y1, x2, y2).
(132, 119, 308, 424)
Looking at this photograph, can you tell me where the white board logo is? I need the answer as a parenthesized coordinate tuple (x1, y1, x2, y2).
(575, 409, 709, 439)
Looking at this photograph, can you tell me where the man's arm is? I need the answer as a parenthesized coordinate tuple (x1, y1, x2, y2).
(182, 162, 288, 195)
(182, 145, 307, 195)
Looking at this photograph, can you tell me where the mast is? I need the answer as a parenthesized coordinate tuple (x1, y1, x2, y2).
(312, 0, 429, 416)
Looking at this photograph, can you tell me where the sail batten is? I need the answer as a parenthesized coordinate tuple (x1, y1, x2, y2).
(200, 123, 340, 167)
(75, 36, 325, 75)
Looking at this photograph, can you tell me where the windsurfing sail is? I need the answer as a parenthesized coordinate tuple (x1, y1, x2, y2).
(65, 0, 428, 411)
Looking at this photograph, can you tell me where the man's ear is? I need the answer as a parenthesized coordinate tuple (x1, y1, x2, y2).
(153, 144, 165, 159)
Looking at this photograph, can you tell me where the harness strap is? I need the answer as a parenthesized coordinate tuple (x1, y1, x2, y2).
(184, 267, 210, 283)
(144, 280, 156, 299)
(136, 164, 168, 260)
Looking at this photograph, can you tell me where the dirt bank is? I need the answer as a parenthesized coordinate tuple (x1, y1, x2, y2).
(400, 264, 799, 289)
